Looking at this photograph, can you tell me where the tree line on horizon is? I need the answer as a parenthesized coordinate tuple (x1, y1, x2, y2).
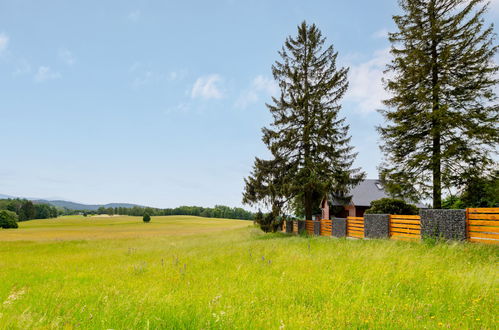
(0, 198, 256, 223)
(0, 199, 58, 221)
(91, 204, 255, 220)
(243, 0, 498, 232)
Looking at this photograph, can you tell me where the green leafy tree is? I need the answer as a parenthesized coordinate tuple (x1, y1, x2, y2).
(0, 210, 19, 229)
(379, 0, 499, 208)
(19, 200, 36, 221)
(143, 213, 151, 223)
(364, 198, 419, 215)
(443, 170, 499, 208)
(243, 21, 364, 220)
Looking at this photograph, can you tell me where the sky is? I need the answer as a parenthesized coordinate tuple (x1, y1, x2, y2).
(0, 0, 498, 208)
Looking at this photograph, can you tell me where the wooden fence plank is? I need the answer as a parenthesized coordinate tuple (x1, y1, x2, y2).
(390, 223, 421, 229)
(390, 215, 421, 219)
(468, 232, 499, 239)
(468, 213, 499, 220)
(467, 208, 499, 213)
(390, 219, 421, 225)
(347, 229, 364, 234)
(469, 238, 499, 245)
(468, 226, 499, 233)
(467, 220, 499, 226)
(391, 228, 421, 234)
(347, 220, 364, 225)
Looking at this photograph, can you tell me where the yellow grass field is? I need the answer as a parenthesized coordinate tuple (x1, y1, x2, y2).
(0, 215, 497, 329)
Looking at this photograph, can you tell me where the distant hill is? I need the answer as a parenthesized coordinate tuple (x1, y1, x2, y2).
(38, 200, 143, 211)
(0, 194, 15, 200)
(0, 193, 143, 210)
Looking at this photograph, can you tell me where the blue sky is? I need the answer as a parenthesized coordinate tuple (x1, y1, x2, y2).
(1, 1, 498, 208)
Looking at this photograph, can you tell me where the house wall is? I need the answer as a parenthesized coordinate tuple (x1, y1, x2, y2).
(344, 205, 355, 217)
(321, 202, 329, 219)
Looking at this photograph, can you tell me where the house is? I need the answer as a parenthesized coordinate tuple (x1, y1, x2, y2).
(320, 179, 390, 219)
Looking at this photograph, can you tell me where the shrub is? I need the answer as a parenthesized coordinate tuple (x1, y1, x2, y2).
(254, 210, 281, 233)
(0, 210, 19, 229)
(364, 198, 419, 215)
(143, 213, 151, 223)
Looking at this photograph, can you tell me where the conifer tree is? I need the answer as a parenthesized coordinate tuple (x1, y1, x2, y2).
(243, 21, 364, 220)
(379, 0, 498, 208)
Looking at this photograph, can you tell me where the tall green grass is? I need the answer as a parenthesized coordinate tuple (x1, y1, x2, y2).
(0, 216, 497, 328)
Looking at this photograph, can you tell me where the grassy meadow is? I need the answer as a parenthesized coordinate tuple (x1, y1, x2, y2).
(0, 215, 497, 329)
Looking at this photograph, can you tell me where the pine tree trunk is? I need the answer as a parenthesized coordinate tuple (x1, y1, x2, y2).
(303, 29, 313, 220)
(430, 1, 442, 209)
(432, 131, 442, 209)
(305, 191, 313, 220)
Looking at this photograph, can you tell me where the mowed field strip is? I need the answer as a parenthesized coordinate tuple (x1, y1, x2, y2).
(0, 216, 497, 328)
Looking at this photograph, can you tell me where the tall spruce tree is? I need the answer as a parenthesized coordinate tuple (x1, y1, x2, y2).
(243, 21, 364, 220)
(379, 0, 499, 208)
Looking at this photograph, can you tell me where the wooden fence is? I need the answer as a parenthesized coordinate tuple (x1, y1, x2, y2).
(389, 214, 421, 241)
(466, 208, 499, 245)
(278, 208, 498, 246)
(305, 220, 315, 235)
(320, 219, 332, 236)
(346, 216, 364, 238)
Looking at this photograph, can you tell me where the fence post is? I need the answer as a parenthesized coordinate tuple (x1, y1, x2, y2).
(313, 221, 321, 236)
(332, 218, 347, 238)
(364, 214, 389, 239)
(420, 209, 466, 241)
(298, 221, 306, 234)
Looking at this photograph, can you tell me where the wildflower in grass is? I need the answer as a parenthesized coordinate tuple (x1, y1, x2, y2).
(2, 288, 26, 305)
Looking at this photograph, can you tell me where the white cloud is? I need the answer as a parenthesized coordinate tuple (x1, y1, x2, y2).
(128, 62, 166, 88)
(344, 47, 392, 113)
(128, 10, 141, 22)
(58, 48, 76, 65)
(0, 32, 9, 54)
(372, 28, 388, 39)
(235, 75, 278, 108)
(13, 59, 31, 76)
(489, 0, 499, 13)
(190, 74, 224, 99)
(34, 66, 61, 83)
(133, 70, 156, 87)
(165, 102, 190, 114)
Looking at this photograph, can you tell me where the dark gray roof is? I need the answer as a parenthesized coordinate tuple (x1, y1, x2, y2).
(331, 179, 389, 207)
(330, 179, 427, 208)
(349, 179, 389, 206)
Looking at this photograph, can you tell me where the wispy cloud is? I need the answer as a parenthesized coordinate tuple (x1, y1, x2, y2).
(235, 75, 278, 108)
(34, 66, 61, 83)
(13, 59, 31, 76)
(128, 62, 165, 88)
(191, 74, 224, 99)
(489, 0, 499, 14)
(165, 102, 191, 114)
(344, 47, 392, 113)
(372, 28, 388, 39)
(0, 32, 9, 54)
(58, 48, 76, 66)
(127, 10, 141, 22)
